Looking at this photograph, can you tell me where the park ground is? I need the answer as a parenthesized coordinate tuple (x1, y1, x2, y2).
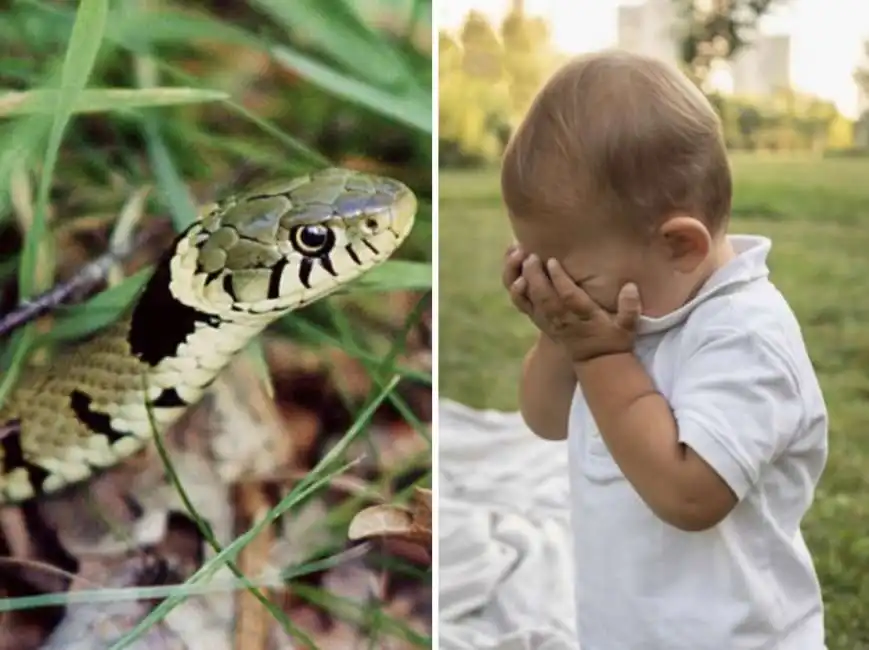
(439, 153, 869, 649)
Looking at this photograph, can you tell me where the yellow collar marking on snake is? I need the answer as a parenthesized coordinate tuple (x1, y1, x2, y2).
(0, 167, 417, 504)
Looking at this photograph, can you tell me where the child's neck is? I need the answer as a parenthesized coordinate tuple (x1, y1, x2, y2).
(644, 236, 736, 318)
(692, 234, 736, 290)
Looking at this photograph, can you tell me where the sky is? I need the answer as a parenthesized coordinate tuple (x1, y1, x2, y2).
(438, 0, 869, 118)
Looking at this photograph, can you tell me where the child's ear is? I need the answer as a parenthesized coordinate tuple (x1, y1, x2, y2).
(656, 215, 711, 273)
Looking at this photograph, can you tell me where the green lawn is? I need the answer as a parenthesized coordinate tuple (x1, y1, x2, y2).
(439, 153, 869, 649)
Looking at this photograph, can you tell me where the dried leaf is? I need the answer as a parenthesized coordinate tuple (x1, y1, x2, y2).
(347, 487, 431, 561)
(348, 505, 414, 540)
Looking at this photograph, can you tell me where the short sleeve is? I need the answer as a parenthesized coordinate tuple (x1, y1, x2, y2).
(670, 327, 803, 500)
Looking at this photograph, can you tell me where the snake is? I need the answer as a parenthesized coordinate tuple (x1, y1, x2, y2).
(0, 167, 417, 505)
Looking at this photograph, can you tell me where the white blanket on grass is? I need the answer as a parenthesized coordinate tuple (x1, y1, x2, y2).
(438, 400, 578, 650)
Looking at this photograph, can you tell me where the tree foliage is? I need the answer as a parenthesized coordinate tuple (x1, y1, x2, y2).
(852, 40, 869, 147)
(674, 0, 788, 84)
(501, 10, 550, 124)
(716, 90, 848, 151)
(439, 9, 553, 164)
(439, 2, 855, 165)
(855, 41, 869, 98)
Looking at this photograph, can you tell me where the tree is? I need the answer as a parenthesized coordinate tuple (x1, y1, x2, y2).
(853, 110, 869, 148)
(736, 105, 762, 150)
(673, 0, 790, 85)
(853, 40, 869, 121)
(438, 14, 510, 164)
(459, 10, 503, 82)
(501, 9, 552, 127)
(802, 96, 838, 151)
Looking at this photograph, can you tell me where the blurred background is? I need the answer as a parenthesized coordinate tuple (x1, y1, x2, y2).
(0, 1, 431, 649)
(438, 1, 869, 648)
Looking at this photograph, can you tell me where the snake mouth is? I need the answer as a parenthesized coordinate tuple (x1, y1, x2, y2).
(336, 179, 417, 266)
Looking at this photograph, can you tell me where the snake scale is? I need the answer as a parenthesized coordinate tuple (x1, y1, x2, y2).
(0, 167, 417, 505)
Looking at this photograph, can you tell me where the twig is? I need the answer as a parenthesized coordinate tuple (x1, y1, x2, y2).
(0, 248, 123, 338)
(0, 187, 154, 339)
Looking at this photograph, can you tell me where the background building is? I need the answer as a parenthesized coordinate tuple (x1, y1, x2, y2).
(856, 39, 869, 117)
(616, 0, 680, 66)
(616, 0, 792, 98)
(731, 33, 792, 95)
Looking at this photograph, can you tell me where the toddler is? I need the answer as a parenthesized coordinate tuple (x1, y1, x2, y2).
(500, 50, 827, 649)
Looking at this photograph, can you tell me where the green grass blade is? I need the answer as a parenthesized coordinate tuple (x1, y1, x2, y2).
(271, 44, 431, 133)
(109, 375, 401, 649)
(0, 546, 363, 611)
(0, 116, 50, 224)
(22, 1, 263, 54)
(134, 59, 198, 231)
(19, 0, 108, 300)
(291, 583, 431, 646)
(0, 327, 37, 413)
(248, 0, 416, 90)
(0, 0, 109, 412)
(160, 64, 328, 168)
(22, 1, 431, 137)
(327, 292, 431, 443)
(111, 8, 265, 51)
(40, 267, 151, 343)
(351, 260, 432, 292)
(0, 88, 229, 118)
(144, 379, 310, 645)
(278, 315, 431, 384)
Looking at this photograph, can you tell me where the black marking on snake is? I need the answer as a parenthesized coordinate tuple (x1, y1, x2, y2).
(151, 387, 187, 408)
(362, 238, 379, 255)
(320, 255, 337, 277)
(299, 257, 314, 289)
(246, 192, 290, 202)
(0, 419, 51, 494)
(345, 243, 362, 266)
(204, 269, 222, 286)
(70, 390, 126, 444)
(268, 258, 288, 300)
(130, 232, 223, 367)
(222, 274, 239, 302)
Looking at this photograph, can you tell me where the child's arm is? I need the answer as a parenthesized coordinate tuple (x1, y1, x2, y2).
(519, 333, 576, 441)
(575, 326, 804, 532)
(576, 352, 736, 531)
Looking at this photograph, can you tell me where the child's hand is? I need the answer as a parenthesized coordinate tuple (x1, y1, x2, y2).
(502, 244, 551, 334)
(522, 254, 642, 363)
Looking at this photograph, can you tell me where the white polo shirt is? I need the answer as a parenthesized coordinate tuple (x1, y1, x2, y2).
(568, 235, 828, 650)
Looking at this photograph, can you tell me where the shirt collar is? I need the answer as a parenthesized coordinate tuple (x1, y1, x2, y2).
(636, 234, 771, 336)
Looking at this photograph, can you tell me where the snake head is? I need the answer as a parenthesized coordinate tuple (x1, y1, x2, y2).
(172, 167, 417, 315)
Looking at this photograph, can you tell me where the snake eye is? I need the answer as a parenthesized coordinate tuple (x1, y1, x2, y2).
(289, 224, 334, 255)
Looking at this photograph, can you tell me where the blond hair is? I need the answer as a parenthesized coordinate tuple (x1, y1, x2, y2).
(501, 50, 732, 239)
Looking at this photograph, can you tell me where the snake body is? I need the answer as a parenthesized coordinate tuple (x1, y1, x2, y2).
(0, 167, 417, 504)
